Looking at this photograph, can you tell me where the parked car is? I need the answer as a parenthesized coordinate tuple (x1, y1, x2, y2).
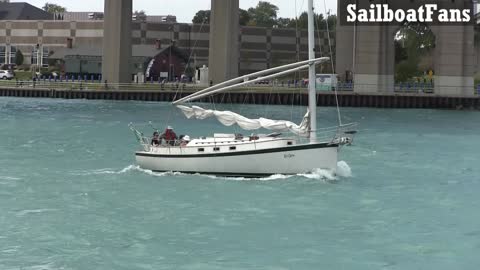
(0, 70, 14, 80)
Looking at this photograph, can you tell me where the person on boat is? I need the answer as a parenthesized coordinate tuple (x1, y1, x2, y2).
(160, 126, 177, 146)
(151, 131, 160, 146)
(180, 135, 190, 147)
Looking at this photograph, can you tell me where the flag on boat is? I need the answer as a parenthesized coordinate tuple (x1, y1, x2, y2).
(177, 105, 311, 137)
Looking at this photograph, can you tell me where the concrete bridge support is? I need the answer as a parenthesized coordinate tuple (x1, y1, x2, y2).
(208, 0, 239, 84)
(102, 0, 132, 85)
(336, 0, 475, 96)
(101, 0, 239, 85)
(432, 25, 475, 96)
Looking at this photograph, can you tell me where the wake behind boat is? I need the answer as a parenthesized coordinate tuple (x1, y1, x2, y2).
(130, 0, 357, 177)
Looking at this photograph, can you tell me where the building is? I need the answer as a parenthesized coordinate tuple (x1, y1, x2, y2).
(0, 4, 334, 77)
(49, 43, 188, 80)
(53, 12, 177, 23)
(0, 2, 52, 20)
(145, 45, 189, 81)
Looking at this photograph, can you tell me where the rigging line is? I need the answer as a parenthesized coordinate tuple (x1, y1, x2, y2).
(290, 85, 296, 122)
(183, 11, 208, 75)
(209, 95, 217, 111)
(230, 92, 239, 135)
(295, 0, 298, 63)
(172, 4, 209, 103)
(248, 85, 258, 116)
(264, 82, 273, 117)
(292, 0, 305, 124)
(294, 0, 301, 82)
(169, 4, 209, 129)
(321, 0, 342, 126)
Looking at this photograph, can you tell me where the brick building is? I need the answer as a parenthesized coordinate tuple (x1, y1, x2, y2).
(0, 17, 335, 76)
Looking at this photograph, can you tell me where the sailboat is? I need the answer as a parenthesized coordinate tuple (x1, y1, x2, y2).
(130, 0, 356, 177)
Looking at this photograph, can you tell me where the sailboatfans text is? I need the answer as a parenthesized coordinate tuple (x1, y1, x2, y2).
(346, 4, 471, 23)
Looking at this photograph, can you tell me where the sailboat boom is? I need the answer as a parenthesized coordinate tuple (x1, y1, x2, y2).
(173, 62, 325, 105)
(173, 57, 330, 105)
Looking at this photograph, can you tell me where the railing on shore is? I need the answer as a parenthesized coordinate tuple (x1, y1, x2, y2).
(1, 83, 479, 109)
(1, 79, 480, 96)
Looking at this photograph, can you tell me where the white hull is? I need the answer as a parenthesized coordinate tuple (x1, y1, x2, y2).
(136, 143, 339, 177)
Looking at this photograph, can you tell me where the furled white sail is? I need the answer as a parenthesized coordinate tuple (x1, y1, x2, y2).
(177, 105, 311, 137)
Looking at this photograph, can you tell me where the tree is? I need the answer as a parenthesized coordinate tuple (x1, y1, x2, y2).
(276, 18, 293, 28)
(192, 10, 211, 24)
(133, 10, 147, 21)
(394, 23, 436, 82)
(239, 9, 250, 26)
(192, 9, 250, 26)
(42, 3, 66, 13)
(326, 15, 337, 31)
(15, 50, 24, 66)
(394, 41, 407, 64)
(247, 1, 279, 27)
(284, 12, 335, 30)
(395, 60, 420, 83)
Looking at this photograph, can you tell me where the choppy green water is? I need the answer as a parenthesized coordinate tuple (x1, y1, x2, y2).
(1, 97, 480, 269)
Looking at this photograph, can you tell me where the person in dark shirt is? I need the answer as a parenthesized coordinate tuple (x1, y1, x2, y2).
(151, 131, 160, 146)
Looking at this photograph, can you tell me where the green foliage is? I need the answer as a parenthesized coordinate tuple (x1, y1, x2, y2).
(394, 41, 407, 64)
(15, 50, 24, 66)
(42, 2, 66, 13)
(272, 12, 336, 30)
(275, 18, 293, 28)
(239, 9, 250, 26)
(192, 9, 250, 26)
(191, 2, 337, 29)
(326, 15, 337, 31)
(12, 71, 33, 80)
(291, 12, 320, 29)
(395, 60, 421, 83)
(394, 23, 436, 83)
(247, 1, 279, 27)
(192, 10, 210, 24)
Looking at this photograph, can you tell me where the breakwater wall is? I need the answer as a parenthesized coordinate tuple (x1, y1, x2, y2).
(1, 87, 479, 110)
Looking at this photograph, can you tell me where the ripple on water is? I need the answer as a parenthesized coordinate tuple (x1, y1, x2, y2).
(2, 99, 480, 269)
(15, 209, 58, 217)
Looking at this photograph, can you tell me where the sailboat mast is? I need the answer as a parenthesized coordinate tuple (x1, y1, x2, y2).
(307, 0, 317, 143)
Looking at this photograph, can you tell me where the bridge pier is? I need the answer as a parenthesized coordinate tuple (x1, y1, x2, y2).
(336, 0, 475, 96)
(102, 0, 132, 86)
(208, 0, 239, 84)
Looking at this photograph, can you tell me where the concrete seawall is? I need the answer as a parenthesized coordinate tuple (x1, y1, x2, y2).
(1, 87, 479, 110)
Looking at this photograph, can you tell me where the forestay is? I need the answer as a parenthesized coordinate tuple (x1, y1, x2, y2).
(177, 105, 311, 137)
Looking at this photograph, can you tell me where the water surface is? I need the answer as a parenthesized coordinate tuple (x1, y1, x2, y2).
(0, 97, 479, 269)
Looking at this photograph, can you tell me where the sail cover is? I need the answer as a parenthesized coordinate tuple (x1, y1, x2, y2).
(177, 105, 311, 137)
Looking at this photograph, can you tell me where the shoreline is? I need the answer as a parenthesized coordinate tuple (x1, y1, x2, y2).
(1, 87, 479, 110)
